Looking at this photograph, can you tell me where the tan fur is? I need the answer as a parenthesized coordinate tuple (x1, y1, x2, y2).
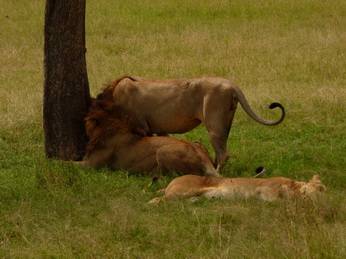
(98, 76, 285, 171)
(80, 99, 221, 177)
(148, 175, 326, 203)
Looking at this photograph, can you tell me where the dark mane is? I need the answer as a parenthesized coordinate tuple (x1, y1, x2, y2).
(85, 99, 146, 155)
(97, 76, 140, 101)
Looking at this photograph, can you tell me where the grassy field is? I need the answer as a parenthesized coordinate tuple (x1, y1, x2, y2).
(1, 0, 345, 257)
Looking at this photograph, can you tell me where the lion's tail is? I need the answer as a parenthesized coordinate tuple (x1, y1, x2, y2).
(232, 86, 285, 126)
(254, 166, 266, 178)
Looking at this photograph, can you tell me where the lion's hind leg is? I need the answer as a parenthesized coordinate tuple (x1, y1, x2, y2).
(147, 188, 167, 204)
(148, 197, 165, 204)
(202, 92, 237, 172)
(156, 143, 214, 176)
(149, 175, 222, 203)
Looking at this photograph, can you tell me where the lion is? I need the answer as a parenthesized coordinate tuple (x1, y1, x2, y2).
(148, 174, 326, 203)
(77, 99, 221, 177)
(97, 76, 285, 171)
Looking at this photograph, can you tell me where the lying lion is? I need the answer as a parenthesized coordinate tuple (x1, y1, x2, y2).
(148, 174, 326, 203)
(98, 76, 286, 171)
(77, 99, 221, 177)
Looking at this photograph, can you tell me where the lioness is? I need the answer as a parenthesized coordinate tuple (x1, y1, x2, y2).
(98, 76, 285, 171)
(148, 174, 326, 203)
(78, 99, 221, 177)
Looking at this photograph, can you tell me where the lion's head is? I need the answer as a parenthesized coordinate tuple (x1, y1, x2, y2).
(85, 99, 146, 155)
(300, 175, 326, 198)
(96, 76, 144, 101)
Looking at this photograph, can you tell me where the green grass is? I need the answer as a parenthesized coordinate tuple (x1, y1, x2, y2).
(1, 0, 345, 257)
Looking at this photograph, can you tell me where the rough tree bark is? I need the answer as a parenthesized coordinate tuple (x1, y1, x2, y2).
(43, 0, 91, 160)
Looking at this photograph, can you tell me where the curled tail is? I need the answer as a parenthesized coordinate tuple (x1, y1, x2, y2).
(233, 86, 285, 126)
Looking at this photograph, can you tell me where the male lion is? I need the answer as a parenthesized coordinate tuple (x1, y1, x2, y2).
(98, 76, 285, 171)
(148, 174, 326, 203)
(78, 99, 221, 177)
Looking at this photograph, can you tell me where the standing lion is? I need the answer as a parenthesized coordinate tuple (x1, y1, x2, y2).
(98, 76, 285, 171)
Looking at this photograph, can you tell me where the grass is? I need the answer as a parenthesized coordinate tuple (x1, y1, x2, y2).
(1, 0, 345, 257)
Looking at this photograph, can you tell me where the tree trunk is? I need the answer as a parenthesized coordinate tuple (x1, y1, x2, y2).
(43, 0, 91, 160)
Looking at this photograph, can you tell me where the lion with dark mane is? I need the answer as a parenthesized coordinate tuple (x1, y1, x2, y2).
(78, 99, 221, 177)
(97, 76, 285, 171)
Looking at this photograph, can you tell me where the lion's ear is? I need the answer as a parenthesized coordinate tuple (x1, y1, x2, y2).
(96, 93, 104, 100)
(311, 175, 321, 183)
(85, 118, 99, 138)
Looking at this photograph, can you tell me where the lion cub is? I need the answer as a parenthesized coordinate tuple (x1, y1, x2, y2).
(149, 174, 326, 203)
